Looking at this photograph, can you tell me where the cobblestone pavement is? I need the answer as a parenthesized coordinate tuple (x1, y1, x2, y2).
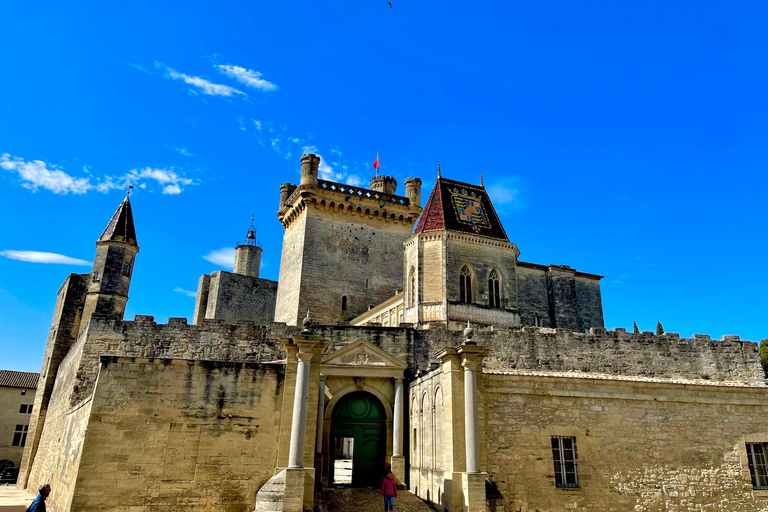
(316, 488, 434, 512)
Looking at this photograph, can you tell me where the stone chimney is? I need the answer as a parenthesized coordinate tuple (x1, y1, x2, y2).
(300, 154, 320, 186)
(370, 175, 397, 195)
(404, 177, 422, 207)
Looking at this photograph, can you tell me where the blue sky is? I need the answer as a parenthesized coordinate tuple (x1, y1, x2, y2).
(2, 0, 767, 372)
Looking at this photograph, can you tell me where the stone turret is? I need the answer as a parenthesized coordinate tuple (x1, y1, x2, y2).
(234, 223, 262, 278)
(300, 154, 320, 186)
(370, 175, 397, 195)
(404, 177, 422, 207)
(80, 196, 139, 333)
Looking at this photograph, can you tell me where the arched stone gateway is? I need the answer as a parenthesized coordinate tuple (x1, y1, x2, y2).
(330, 391, 387, 488)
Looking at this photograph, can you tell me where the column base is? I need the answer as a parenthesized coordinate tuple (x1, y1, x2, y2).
(462, 472, 487, 512)
(284, 467, 316, 512)
(391, 455, 405, 486)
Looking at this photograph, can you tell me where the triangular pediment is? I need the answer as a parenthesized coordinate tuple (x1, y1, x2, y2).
(322, 339, 407, 369)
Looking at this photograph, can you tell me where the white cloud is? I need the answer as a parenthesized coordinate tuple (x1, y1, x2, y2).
(0, 250, 91, 266)
(1, 154, 92, 194)
(2, 153, 196, 196)
(216, 64, 277, 91)
(486, 182, 519, 205)
(253, 119, 263, 131)
(163, 184, 182, 195)
(203, 248, 235, 268)
(346, 175, 363, 187)
(168, 146, 194, 157)
(173, 287, 197, 297)
(157, 62, 245, 97)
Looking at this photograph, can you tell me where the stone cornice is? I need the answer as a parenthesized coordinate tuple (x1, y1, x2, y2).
(278, 182, 422, 229)
(404, 231, 519, 256)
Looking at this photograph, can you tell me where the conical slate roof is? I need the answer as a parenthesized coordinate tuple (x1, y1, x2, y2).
(99, 197, 138, 246)
(413, 175, 508, 241)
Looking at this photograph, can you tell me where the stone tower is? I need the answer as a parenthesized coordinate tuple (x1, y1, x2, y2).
(275, 153, 423, 325)
(80, 196, 139, 332)
(234, 220, 262, 278)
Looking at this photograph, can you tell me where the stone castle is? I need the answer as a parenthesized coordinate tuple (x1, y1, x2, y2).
(15, 153, 768, 511)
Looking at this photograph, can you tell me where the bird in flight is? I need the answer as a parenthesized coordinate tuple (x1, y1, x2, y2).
(387, 2, 392, 8)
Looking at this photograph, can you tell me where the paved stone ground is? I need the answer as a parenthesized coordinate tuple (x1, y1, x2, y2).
(316, 488, 434, 512)
(0, 485, 35, 512)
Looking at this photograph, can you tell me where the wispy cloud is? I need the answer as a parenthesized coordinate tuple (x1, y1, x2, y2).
(203, 248, 235, 268)
(1, 154, 92, 194)
(0, 250, 91, 266)
(2, 153, 196, 196)
(216, 65, 277, 91)
(156, 62, 245, 97)
(173, 287, 197, 297)
(168, 146, 195, 157)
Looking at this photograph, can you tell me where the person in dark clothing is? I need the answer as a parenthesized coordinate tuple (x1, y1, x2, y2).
(381, 471, 397, 511)
(27, 483, 51, 512)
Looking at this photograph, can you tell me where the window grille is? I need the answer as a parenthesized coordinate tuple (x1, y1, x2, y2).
(409, 267, 416, 307)
(92, 271, 101, 282)
(459, 265, 472, 304)
(747, 443, 768, 489)
(123, 264, 131, 276)
(551, 436, 579, 488)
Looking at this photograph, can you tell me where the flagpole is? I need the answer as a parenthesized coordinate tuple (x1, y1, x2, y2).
(377, 151, 379, 176)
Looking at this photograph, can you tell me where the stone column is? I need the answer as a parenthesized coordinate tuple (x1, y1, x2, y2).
(462, 356, 481, 473)
(288, 345, 313, 468)
(457, 323, 490, 512)
(315, 376, 326, 455)
(391, 377, 405, 482)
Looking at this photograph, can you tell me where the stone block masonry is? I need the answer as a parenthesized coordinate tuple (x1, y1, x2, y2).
(70, 357, 284, 512)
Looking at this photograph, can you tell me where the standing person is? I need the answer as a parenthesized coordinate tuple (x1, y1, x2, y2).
(27, 484, 51, 512)
(381, 470, 397, 511)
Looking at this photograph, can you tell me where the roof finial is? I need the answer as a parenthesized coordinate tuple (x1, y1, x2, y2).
(437, 164, 441, 178)
(126, 181, 134, 199)
(302, 309, 313, 334)
(463, 319, 476, 345)
(480, 173, 484, 187)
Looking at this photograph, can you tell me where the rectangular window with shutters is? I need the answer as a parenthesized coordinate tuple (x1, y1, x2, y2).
(747, 443, 768, 489)
(12, 425, 28, 447)
(551, 436, 579, 488)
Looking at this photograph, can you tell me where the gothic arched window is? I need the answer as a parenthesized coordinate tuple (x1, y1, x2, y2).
(488, 269, 501, 308)
(459, 265, 472, 304)
(409, 266, 416, 307)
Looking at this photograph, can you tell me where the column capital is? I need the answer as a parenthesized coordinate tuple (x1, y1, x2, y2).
(458, 344, 490, 371)
(394, 377, 404, 384)
(282, 334, 330, 363)
(436, 346, 459, 362)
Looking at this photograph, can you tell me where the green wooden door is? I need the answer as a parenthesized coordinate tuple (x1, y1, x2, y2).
(331, 392, 386, 488)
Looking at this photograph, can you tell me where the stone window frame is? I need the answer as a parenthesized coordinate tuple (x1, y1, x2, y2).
(409, 266, 416, 307)
(459, 264, 474, 304)
(739, 434, 768, 497)
(542, 426, 585, 492)
(488, 268, 501, 308)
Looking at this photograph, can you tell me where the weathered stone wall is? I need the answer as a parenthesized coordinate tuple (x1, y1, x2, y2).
(70, 357, 284, 512)
(274, 208, 307, 325)
(19, 272, 89, 487)
(26, 329, 92, 511)
(575, 275, 604, 331)
(515, 264, 552, 327)
(484, 373, 768, 511)
(292, 208, 414, 325)
(0, 386, 36, 466)
(203, 271, 277, 324)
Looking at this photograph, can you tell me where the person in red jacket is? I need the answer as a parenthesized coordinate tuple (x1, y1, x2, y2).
(381, 470, 397, 511)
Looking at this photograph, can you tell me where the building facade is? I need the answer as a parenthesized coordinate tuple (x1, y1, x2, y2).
(0, 370, 39, 467)
(15, 153, 768, 512)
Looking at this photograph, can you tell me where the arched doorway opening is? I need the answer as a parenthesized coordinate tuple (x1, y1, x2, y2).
(330, 391, 386, 488)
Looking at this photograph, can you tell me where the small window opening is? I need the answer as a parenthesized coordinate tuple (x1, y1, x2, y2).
(341, 296, 347, 312)
(534, 315, 543, 327)
(552, 436, 579, 488)
(123, 264, 131, 276)
(92, 271, 101, 282)
(21, 389, 26, 395)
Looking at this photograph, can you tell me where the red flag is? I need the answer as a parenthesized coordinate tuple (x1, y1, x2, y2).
(372, 156, 380, 171)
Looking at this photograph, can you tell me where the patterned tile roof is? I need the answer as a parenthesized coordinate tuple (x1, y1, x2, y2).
(413, 176, 509, 241)
(99, 197, 138, 246)
(0, 370, 40, 389)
